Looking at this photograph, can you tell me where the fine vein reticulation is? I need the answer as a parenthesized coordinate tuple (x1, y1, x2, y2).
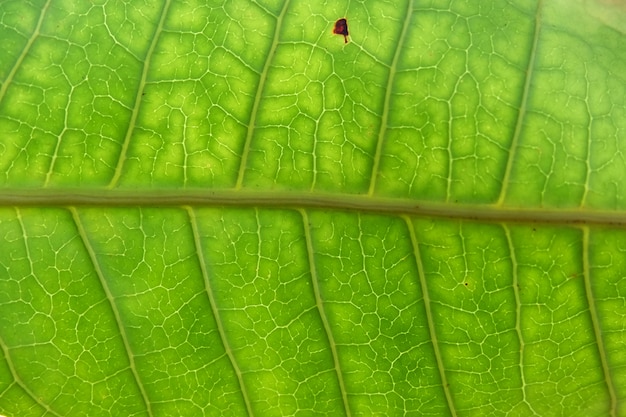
(368, 0, 414, 196)
(581, 226, 618, 417)
(504, 224, 541, 417)
(236, 1, 292, 189)
(108, 0, 173, 189)
(496, 0, 543, 206)
(0, 0, 52, 106)
(403, 215, 457, 417)
(299, 209, 352, 417)
(186, 207, 255, 417)
(0, 208, 64, 417)
(70, 208, 154, 417)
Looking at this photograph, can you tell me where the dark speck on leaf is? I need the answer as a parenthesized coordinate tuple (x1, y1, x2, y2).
(333, 18, 349, 43)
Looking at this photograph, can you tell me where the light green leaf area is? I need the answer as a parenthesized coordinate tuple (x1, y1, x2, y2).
(0, 0, 625, 416)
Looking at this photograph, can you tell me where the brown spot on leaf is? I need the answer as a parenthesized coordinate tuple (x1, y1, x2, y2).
(333, 18, 349, 43)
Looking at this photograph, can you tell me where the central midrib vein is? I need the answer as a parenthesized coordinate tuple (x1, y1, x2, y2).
(1, 188, 625, 226)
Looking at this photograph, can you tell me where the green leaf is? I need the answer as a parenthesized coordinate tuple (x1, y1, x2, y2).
(1, 0, 625, 416)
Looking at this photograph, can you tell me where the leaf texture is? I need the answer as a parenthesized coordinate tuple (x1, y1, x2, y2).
(0, 0, 625, 416)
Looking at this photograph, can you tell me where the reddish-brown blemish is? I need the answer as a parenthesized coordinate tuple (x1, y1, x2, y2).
(333, 18, 349, 43)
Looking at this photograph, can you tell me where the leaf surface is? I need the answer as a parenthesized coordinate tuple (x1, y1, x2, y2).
(0, 0, 625, 416)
